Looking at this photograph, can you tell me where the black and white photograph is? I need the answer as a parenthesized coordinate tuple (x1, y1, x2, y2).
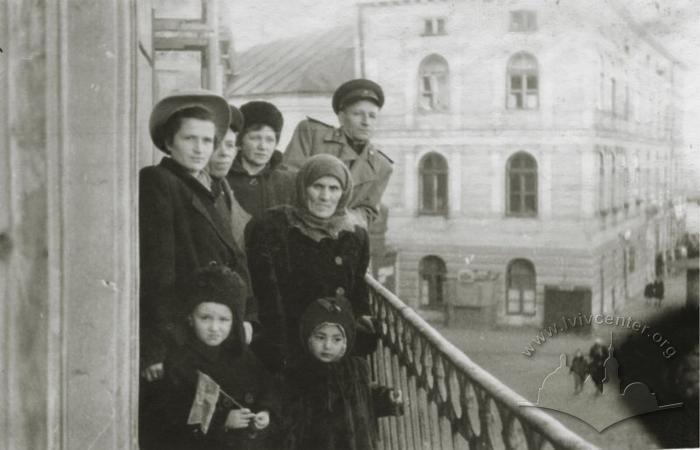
(1, 0, 698, 448)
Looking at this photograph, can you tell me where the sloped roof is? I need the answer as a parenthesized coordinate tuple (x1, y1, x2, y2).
(226, 26, 356, 97)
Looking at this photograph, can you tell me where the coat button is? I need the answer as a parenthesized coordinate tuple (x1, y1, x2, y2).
(335, 256, 343, 265)
(336, 287, 346, 296)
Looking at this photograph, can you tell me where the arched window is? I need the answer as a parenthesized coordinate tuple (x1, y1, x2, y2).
(419, 152, 448, 215)
(506, 259, 536, 315)
(506, 152, 537, 217)
(419, 256, 447, 307)
(507, 52, 538, 110)
(419, 54, 450, 111)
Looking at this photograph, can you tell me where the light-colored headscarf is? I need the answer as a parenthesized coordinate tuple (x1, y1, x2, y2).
(286, 154, 360, 242)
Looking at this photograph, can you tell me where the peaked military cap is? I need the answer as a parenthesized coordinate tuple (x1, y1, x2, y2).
(240, 101, 284, 135)
(332, 78, 384, 113)
(229, 104, 244, 133)
(149, 89, 230, 153)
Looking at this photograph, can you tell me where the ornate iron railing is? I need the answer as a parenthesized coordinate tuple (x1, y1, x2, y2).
(366, 275, 597, 450)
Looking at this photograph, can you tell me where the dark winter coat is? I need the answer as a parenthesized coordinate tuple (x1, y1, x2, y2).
(226, 151, 297, 219)
(245, 207, 370, 372)
(139, 157, 257, 366)
(153, 332, 279, 450)
(588, 342, 609, 384)
(570, 355, 588, 378)
(278, 354, 399, 450)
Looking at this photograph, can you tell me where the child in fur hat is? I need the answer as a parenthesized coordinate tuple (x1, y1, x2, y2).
(279, 296, 403, 450)
(153, 264, 279, 450)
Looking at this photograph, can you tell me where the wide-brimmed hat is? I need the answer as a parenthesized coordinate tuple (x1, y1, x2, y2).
(149, 90, 231, 153)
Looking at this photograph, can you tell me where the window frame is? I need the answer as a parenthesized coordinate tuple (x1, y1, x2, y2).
(506, 259, 537, 316)
(419, 255, 448, 308)
(509, 10, 538, 32)
(418, 152, 449, 216)
(506, 151, 538, 217)
(506, 52, 539, 110)
(418, 54, 450, 112)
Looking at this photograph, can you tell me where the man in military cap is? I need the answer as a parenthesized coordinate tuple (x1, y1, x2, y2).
(283, 78, 393, 225)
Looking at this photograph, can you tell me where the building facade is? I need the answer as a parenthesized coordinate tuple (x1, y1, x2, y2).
(359, 0, 685, 326)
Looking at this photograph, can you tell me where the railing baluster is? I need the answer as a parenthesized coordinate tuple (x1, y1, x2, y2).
(366, 274, 597, 450)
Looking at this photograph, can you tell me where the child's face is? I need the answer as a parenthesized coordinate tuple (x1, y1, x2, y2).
(191, 302, 233, 347)
(308, 323, 347, 362)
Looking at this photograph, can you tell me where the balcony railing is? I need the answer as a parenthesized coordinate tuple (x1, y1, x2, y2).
(366, 275, 597, 450)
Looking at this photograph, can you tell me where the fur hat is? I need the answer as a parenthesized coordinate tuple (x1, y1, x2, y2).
(332, 78, 384, 114)
(184, 262, 247, 318)
(149, 89, 231, 153)
(299, 296, 356, 353)
(239, 101, 283, 136)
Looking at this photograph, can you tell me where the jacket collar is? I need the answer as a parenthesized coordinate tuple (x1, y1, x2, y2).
(229, 150, 284, 176)
(160, 157, 238, 252)
(323, 127, 378, 173)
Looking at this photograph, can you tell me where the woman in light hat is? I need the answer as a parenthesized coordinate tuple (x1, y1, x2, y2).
(245, 154, 376, 374)
(139, 91, 259, 447)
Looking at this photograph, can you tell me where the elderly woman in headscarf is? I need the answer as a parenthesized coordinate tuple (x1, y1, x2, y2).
(245, 154, 373, 373)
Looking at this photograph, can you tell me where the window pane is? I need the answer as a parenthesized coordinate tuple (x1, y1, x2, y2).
(155, 50, 203, 94)
(526, 94, 538, 109)
(522, 290, 536, 313)
(437, 18, 445, 34)
(424, 19, 433, 35)
(524, 194, 536, 213)
(509, 194, 521, 213)
(423, 175, 435, 211)
(510, 173, 521, 192)
(153, 0, 202, 19)
(526, 75, 538, 90)
(422, 76, 432, 92)
(511, 75, 522, 90)
(524, 173, 536, 191)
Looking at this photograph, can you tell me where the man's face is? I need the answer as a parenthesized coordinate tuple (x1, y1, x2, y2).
(239, 125, 277, 172)
(166, 118, 216, 174)
(208, 129, 236, 178)
(337, 99, 379, 143)
(308, 323, 347, 362)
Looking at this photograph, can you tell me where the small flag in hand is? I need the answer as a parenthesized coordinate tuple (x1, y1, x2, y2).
(187, 371, 220, 434)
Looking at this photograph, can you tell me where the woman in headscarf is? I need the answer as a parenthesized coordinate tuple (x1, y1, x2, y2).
(245, 154, 372, 373)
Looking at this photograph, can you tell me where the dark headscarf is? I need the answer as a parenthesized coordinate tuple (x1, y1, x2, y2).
(287, 154, 360, 242)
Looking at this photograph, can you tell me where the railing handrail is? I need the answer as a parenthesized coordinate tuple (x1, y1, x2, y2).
(365, 274, 598, 450)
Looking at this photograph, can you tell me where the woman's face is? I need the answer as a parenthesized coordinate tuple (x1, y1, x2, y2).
(239, 125, 277, 172)
(306, 176, 343, 219)
(207, 129, 237, 178)
(166, 118, 216, 174)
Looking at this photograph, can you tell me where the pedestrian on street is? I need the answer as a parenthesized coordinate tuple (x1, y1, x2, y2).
(283, 78, 393, 226)
(653, 276, 665, 307)
(569, 349, 588, 394)
(588, 337, 609, 394)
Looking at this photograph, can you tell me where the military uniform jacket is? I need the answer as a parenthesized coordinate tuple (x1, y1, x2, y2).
(283, 118, 393, 224)
(139, 157, 257, 367)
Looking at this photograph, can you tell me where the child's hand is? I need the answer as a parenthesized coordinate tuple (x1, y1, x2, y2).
(253, 411, 270, 430)
(141, 363, 164, 382)
(225, 408, 255, 430)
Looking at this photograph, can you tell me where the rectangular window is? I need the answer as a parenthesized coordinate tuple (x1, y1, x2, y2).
(423, 18, 447, 36)
(509, 10, 537, 32)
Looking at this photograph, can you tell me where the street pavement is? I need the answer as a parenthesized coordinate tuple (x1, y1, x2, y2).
(431, 271, 691, 449)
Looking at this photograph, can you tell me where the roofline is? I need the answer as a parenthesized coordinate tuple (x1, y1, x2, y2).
(227, 90, 335, 98)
